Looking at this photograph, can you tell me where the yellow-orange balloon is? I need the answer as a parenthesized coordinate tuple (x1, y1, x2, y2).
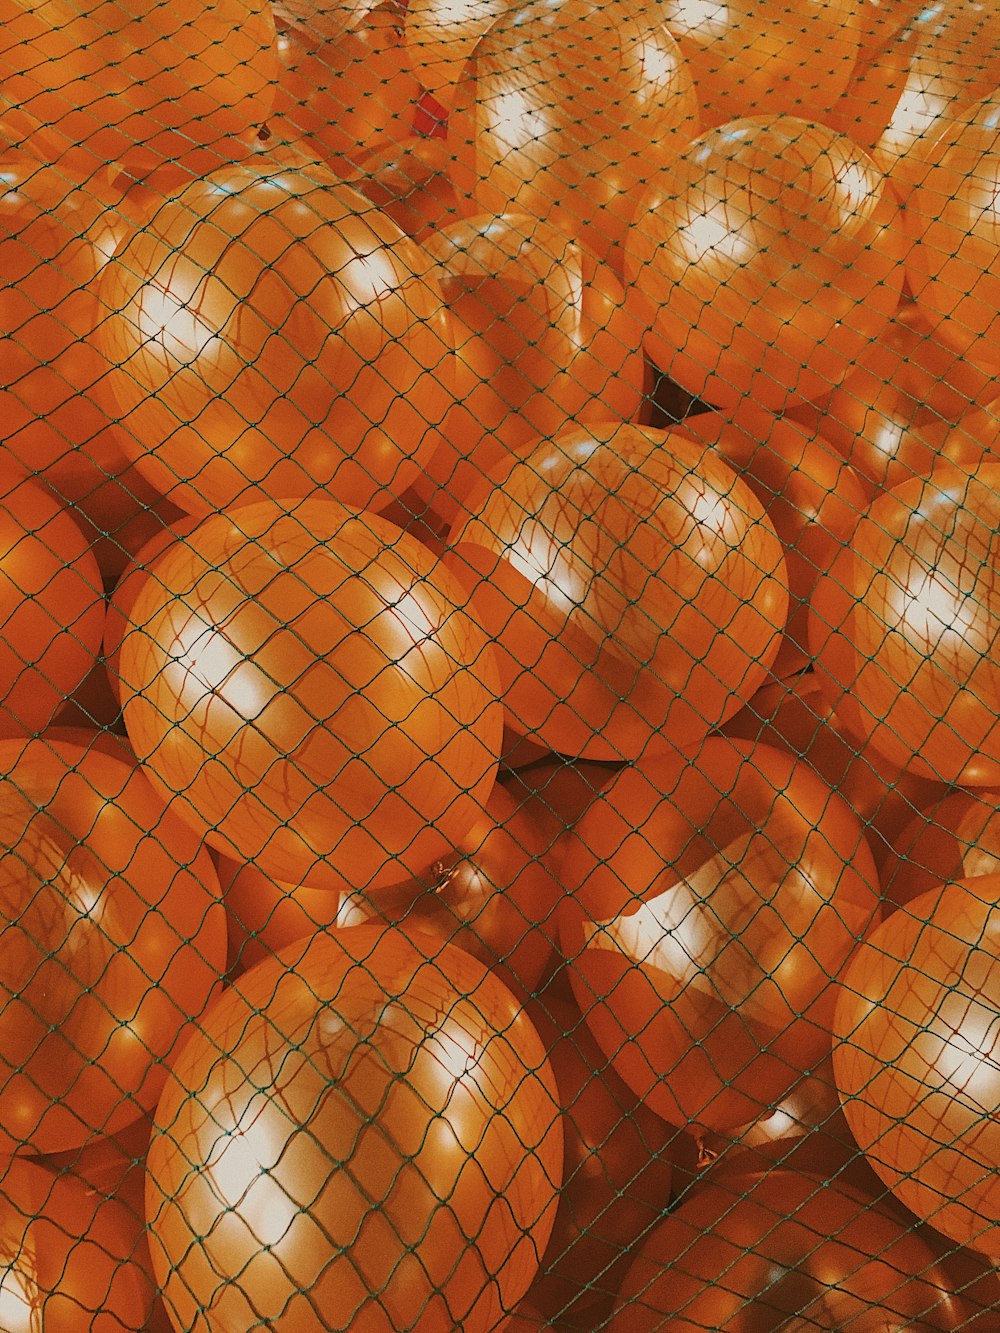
(119, 501, 502, 891)
(448, 0, 698, 269)
(97, 164, 454, 517)
(446, 423, 788, 760)
(626, 116, 907, 412)
(403, 0, 501, 109)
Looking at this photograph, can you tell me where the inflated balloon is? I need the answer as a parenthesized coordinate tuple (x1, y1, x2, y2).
(610, 1172, 973, 1330)
(448, 0, 699, 268)
(906, 94, 1000, 375)
(147, 927, 563, 1332)
(526, 997, 675, 1323)
(881, 792, 1000, 912)
(0, 0, 277, 178)
(403, 0, 501, 109)
(822, 2, 917, 151)
(448, 424, 788, 760)
(348, 135, 461, 242)
(270, 8, 423, 172)
(272, 0, 382, 43)
(834, 881, 1000, 1263)
(0, 1157, 153, 1331)
(502, 759, 622, 874)
(0, 735, 225, 1156)
(560, 739, 879, 1132)
(118, 501, 502, 892)
(721, 671, 947, 870)
(0, 475, 104, 736)
(660, 0, 862, 130)
(626, 116, 907, 412)
(680, 408, 868, 674)
(810, 465, 1000, 786)
(220, 857, 342, 976)
(337, 781, 561, 996)
(412, 215, 648, 524)
(97, 164, 454, 516)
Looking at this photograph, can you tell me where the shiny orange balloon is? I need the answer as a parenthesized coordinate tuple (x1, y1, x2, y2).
(412, 214, 648, 525)
(338, 781, 561, 996)
(609, 1171, 973, 1330)
(0, 1157, 153, 1330)
(0, 0, 277, 178)
(0, 735, 225, 1156)
(834, 880, 1000, 1263)
(447, 423, 788, 760)
(810, 464, 1000, 785)
(680, 408, 869, 675)
(147, 927, 563, 1332)
(270, 8, 423, 171)
(0, 474, 104, 736)
(348, 134, 462, 242)
(560, 738, 880, 1132)
(448, 0, 699, 268)
(403, 0, 501, 110)
(219, 856, 342, 975)
(822, 3, 919, 151)
(626, 116, 907, 412)
(660, 0, 862, 130)
(97, 164, 454, 517)
(119, 501, 502, 892)
(881, 791, 1000, 912)
(525, 996, 675, 1323)
(906, 94, 1000, 375)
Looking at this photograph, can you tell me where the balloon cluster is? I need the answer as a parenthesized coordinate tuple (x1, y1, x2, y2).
(0, 0, 999, 1328)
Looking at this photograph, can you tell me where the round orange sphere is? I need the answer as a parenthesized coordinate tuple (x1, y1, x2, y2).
(0, 0, 277, 178)
(447, 423, 788, 760)
(809, 464, 1000, 786)
(834, 881, 1000, 1264)
(403, 0, 503, 110)
(412, 214, 648, 525)
(97, 164, 453, 517)
(447, 0, 699, 269)
(626, 116, 907, 412)
(118, 501, 503, 891)
(0, 474, 105, 736)
(0, 735, 226, 1156)
(559, 739, 880, 1132)
(146, 927, 563, 1332)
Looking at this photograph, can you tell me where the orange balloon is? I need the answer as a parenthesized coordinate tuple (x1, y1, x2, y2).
(219, 856, 341, 976)
(348, 134, 463, 242)
(146, 927, 563, 1332)
(501, 759, 622, 875)
(680, 408, 869, 675)
(525, 996, 675, 1323)
(906, 94, 1000, 375)
(97, 164, 454, 517)
(810, 464, 1000, 785)
(609, 1171, 973, 1330)
(880, 791, 1000, 913)
(626, 116, 907, 412)
(447, 0, 699, 269)
(269, 8, 423, 171)
(403, 0, 501, 110)
(338, 781, 561, 996)
(412, 214, 648, 525)
(0, 1157, 153, 1330)
(559, 738, 880, 1132)
(0, 474, 104, 736)
(118, 501, 502, 891)
(822, 3, 919, 152)
(0, 0, 277, 178)
(446, 423, 788, 760)
(834, 880, 1000, 1264)
(0, 735, 225, 1155)
(660, 0, 862, 130)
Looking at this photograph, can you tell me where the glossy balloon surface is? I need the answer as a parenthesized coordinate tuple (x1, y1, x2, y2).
(119, 501, 502, 891)
(660, 0, 862, 129)
(906, 94, 1000, 375)
(810, 465, 1000, 786)
(881, 792, 1000, 911)
(627, 116, 907, 411)
(448, 424, 787, 760)
(97, 165, 453, 516)
(834, 881, 1000, 1263)
(561, 740, 879, 1131)
(147, 927, 563, 1332)
(348, 134, 462, 242)
(414, 215, 647, 524)
(448, 0, 698, 268)
(338, 781, 561, 995)
(0, 736, 225, 1155)
(403, 0, 502, 109)
(0, 475, 105, 735)
(610, 1172, 971, 1330)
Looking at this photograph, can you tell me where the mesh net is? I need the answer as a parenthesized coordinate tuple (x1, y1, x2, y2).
(0, 0, 999, 1328)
